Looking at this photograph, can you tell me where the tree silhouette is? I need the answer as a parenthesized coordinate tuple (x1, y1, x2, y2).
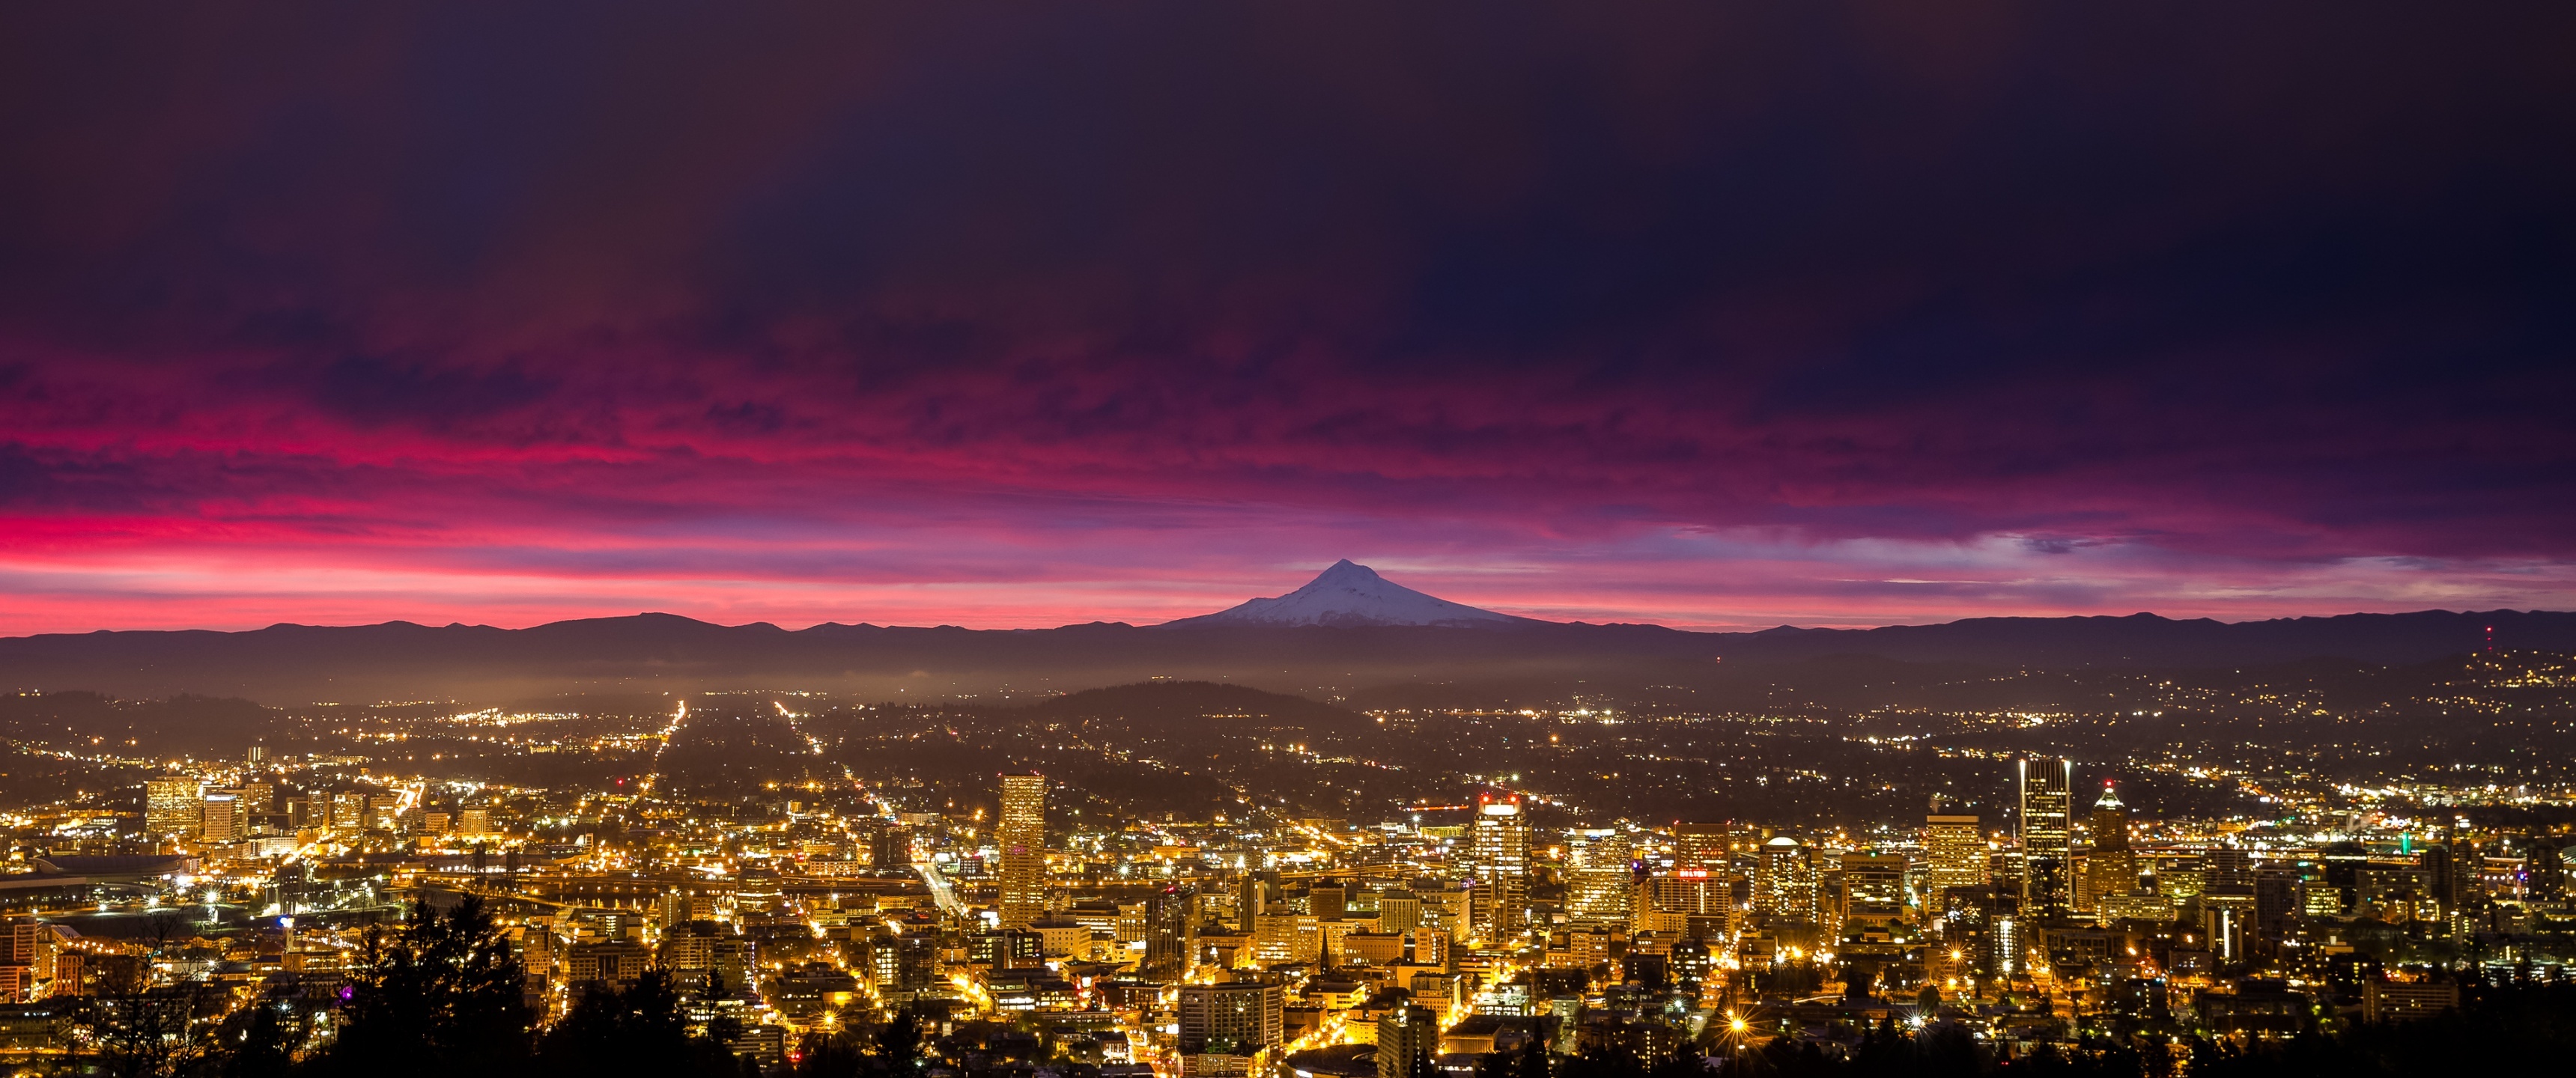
(538, 967, 750, 1078)
(312, 896, 533, 1078)
(69, 962, 211, 1078)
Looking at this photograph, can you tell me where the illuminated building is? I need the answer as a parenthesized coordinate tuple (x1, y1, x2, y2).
(1567, 828, 1635, 927)
(1375, 888, 1421, 933)
(1143, 884, 1195, 979)
(2017, 758, 2074, 918)
(1468, 794, 1528, 942)
(1178, 975, 1284, 1056)
(1671, 821, 1728, 873)
(332, 791, 369, 830)
(145, 777, 201, 836)
(1755, 835, 1813, 920)
(1837, 853, 1907, 931)
(1637, 871, 1732, 940)
(997, 773, 1047, 928)
(199, 791, 245, 843)
(1925, 808, 1986, 901)
(2083, 783, 2133, 916)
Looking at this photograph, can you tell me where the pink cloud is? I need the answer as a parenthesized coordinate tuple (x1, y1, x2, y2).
(0, 4, 2572, 633)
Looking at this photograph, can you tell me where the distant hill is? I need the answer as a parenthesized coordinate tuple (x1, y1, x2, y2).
(1, 606, 2571, 704)
(1711, 609, 2576, 667)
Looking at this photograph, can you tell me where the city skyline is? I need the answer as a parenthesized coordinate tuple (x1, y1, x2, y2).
(6, 681, 2562, 1077)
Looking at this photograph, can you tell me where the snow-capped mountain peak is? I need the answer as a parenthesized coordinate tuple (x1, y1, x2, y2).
(1160, 559, 1540, 628)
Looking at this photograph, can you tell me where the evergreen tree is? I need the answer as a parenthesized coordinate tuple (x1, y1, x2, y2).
(315, 896, 534, 1078)
(537, 968, 742, 1078)
(205, 990, 301, 1078)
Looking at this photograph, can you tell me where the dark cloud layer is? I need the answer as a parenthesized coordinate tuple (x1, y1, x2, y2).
(0, 2, 2571, 631)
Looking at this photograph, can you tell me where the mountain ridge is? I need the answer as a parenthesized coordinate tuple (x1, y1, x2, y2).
(4, 585, 2574, 703)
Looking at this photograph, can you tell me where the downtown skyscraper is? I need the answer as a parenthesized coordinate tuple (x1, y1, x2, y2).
(997, 773, 1047, 928)
(1470, 794, 1529, 943)
(2018, 758, 2074, 918)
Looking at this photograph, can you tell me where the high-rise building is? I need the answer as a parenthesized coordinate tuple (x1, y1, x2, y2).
(2017, 758, 2074, 917)
(331, 791, 369, 830)
(997, 773, 1048, 928)
(1755, 835, 1814, 920)
(1143, 885, 1195, 981)
(1567, 829, 1635, 927)
(245, 744, 267, 769)
(199, 791, 245, 843)
(1671, 822, 1728, 873)
(1253, 912, 1319, 964)
(1469, 794, 1529, 943)
(1925, 811, 1987, 898)
(1376, 1004, 1442, 1078)
(1178, 976, 1284, 1056)
(1236, 872, 1270, 932)
(145, 777, 202, 836)
(2083, 783, 2134, 916)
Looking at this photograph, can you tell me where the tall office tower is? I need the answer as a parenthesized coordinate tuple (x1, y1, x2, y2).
(1469, 794, 1529, 942)
(1142, 885, 1196, 980)
(198, 791, 245, 843)
(1178, 976, 1285, 1057)
(1567, 829, 1635, 927)
(1925, 808, 1987, 898)
(2083, 783, 2134, 915)
(145, 777, 203, 836)
(997, 773, 1048, 928)
(245, 744, 267, 769)
(1755, 836, 1814, 919)
(1236, 872, 1269, 933)
(2017, 758, 2074, 918)
(1671, 822, 1729, 873)
(1375, 1004, 1442, 1078)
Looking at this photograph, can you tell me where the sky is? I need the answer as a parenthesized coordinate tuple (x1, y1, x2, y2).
(1, 3, 2573, 635)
